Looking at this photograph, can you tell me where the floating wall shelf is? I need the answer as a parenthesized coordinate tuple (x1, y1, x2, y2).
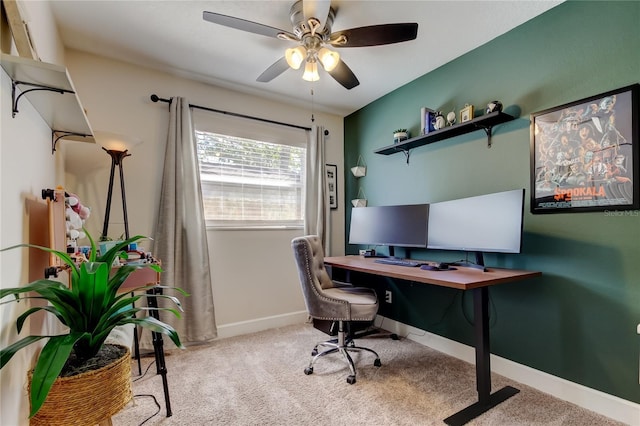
(1, 53, 94, 153)
(374, 111, 515, 163)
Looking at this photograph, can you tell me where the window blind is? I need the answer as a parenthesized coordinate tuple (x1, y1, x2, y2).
(192, 110, 307, 228)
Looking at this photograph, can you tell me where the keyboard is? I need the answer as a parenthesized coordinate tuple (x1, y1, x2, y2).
(374, 258, 422, 267)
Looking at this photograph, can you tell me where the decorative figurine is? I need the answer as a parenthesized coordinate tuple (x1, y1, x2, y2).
(486, 100, 503, 114)
(446, 111, 456, 126)
(432, 112, 446, 130)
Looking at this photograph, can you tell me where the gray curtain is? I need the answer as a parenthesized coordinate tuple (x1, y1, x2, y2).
(151, 97, 217, 347)
(304, 125, 330, 254)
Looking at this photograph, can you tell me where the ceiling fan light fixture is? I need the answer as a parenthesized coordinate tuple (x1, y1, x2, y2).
(302, 60, 320, 82)
(318, 47, 340, 72)
(285, 46, 306, 69)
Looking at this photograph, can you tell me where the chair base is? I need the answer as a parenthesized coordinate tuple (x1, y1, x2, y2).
(304, 321, 381, 384)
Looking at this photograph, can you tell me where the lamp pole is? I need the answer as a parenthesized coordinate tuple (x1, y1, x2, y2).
(101, 148, 131, 240)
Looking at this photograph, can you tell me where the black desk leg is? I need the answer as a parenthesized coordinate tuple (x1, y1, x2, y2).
(443, 287, 519, 426)
(147, 287, 173, 417)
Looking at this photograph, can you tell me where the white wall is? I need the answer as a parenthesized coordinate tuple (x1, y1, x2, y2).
(2, 4, 344, 423)
(0, 2, 66, 424)
(62, 50, 346, 331)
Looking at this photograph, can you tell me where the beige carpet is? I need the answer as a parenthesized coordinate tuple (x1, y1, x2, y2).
(112, 323, 623, 425)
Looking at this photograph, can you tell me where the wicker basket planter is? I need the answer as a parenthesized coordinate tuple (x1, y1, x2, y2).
(28, 346, 132, 426)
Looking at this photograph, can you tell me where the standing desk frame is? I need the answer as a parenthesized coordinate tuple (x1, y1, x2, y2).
(324, 256, 541, 426)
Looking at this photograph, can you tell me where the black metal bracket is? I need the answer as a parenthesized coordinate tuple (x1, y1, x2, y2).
(475, 124, 494, 148)
(403, 149, 411, 164)
(11, 80, 74, 117)
(51, 131, 93, 154)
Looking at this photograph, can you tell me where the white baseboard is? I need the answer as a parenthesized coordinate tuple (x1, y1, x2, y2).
(216, 311, 309, 339)
(377, 316, 639, 426)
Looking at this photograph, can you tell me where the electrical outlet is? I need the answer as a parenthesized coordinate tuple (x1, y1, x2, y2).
(385, 290, 392, 304)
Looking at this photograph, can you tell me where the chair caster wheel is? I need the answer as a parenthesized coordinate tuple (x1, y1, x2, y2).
(374, 358, 382, 367)
(304, 367, 313, 375)
(311, 349, 318, 356)
(390, 333, 399, 340)
(347, 375, 356, 384)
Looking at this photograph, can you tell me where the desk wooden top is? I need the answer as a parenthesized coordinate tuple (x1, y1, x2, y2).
(324, 256, 541, 290)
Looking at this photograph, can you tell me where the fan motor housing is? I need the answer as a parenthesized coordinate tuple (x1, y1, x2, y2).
(289, 0, 335, 39)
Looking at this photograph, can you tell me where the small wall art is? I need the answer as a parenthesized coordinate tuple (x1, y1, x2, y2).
(326, 164, 338, 209)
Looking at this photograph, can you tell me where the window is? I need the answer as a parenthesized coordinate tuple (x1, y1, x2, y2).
(195, 129, 306, 229)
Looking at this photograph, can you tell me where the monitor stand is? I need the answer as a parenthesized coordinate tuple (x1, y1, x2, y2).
(388, 246, 403, 260)
(451, 251, 488, 272)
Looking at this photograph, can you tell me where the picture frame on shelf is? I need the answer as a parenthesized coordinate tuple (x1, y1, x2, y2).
(326, 164, 338, 209)
(530, 83, 639, 214)
(460, 104, 474, 123)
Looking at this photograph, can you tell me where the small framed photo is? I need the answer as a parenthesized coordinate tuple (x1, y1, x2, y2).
(326, 164, 338, 209)
(460, 104, 474, 123)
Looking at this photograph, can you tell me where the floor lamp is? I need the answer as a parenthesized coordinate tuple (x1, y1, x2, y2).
(95, 132, 141, 240)
(95, 131, 143, 373)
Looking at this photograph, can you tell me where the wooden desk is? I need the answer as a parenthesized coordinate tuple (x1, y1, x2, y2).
(324, 255, 541, 426)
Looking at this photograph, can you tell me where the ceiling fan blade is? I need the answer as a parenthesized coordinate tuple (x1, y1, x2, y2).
(329, 23, 418, 47)
(257, 57, 290, 82)
(327, 59, 359, 90)
(203, 11, 296, 39)
(303, 0, 331, 30)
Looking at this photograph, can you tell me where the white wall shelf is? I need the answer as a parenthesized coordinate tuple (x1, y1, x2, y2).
(0, 53, 94, 153)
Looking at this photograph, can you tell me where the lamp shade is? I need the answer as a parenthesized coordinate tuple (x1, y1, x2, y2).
(94, 131, 142, 152)
(302, 61, 320, 82)
(285, 46, 306, 70)
(318, 47, 340, 72)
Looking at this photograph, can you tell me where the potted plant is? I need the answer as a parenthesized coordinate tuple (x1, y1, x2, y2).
(0, 230, 186, 423)
(393, 128, 409, 143)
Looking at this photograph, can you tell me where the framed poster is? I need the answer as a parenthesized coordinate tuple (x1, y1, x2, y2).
(530, 84, 639, 214)
(326, 164, 338, 209)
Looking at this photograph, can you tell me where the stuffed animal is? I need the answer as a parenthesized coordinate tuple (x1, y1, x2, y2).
(67, 193, 91, 220)
(65, 192, 90, 246)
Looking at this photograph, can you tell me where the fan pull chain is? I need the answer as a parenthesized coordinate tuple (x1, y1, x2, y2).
(310, 88, 315, 123)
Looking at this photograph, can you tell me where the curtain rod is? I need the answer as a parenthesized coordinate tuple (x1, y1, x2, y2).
(150, 94, 328, 135)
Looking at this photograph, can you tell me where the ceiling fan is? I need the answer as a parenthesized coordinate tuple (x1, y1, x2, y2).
(203, 0, 418, 89)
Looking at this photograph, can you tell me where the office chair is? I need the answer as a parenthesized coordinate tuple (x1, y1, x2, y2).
(291, 235, 381, 384)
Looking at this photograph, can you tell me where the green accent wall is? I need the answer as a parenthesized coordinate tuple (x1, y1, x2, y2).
(343, 1, 639, 403)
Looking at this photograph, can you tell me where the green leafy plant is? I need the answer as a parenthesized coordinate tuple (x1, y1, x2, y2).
(0, 231, 186, 417)
(393, 128, 408, 134)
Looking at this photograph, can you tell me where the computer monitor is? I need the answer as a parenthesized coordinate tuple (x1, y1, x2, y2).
(349, 204, 430, 257)
(426, 188, 525, 266)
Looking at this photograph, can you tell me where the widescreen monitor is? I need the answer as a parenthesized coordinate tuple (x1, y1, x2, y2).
(426, 188, 525, 254)
(349, 204, 429, 257)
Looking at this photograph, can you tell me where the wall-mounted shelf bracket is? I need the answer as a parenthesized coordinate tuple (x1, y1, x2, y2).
(52, 131, 93, 154)
(12, 80, 73, 117)
(476, 125, 494, 148)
